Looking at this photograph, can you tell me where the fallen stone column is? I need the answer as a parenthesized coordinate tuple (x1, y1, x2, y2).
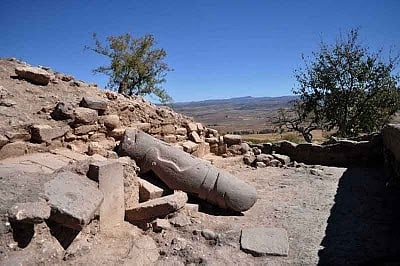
(119, 129, 257, 212)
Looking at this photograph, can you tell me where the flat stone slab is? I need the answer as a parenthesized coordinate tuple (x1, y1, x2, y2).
(44, 171, 103, 230)
(240, 227, 289, 256)
(125, 191, 187, 222)
(8, 201, 51, 223)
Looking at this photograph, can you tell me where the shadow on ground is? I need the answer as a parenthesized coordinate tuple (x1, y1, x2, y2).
(318, 168, 400, 265)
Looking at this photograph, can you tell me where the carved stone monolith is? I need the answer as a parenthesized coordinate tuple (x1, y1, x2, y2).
(119, 129, 257, 212)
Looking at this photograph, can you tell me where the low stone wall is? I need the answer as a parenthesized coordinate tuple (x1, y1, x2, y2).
(382, 124, 400, 180)
(273, 134, 383, 167)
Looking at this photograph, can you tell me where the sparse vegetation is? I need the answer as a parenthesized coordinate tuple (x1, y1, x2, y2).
(87, 33, 173, 104)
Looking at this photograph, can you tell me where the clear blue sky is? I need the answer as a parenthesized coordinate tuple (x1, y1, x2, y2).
(1, 0, 399, 102)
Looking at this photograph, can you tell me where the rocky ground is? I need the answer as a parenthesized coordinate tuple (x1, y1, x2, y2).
(1, 58, 400, 265)
(1, 154, 399, 265)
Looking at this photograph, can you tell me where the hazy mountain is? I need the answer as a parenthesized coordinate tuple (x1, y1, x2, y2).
(172, 95, 298, 133)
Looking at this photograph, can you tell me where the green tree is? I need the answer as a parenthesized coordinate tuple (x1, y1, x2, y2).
(87, 33, 173, 104)
(285, 29, 400, 140)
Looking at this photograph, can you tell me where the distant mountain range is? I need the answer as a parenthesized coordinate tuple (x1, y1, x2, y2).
(172, 95, 298, 133)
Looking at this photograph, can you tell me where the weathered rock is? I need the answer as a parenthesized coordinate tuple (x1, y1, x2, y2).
(196, 123, 204, 131)
(227, 144, 242, 155)
(15, 66, 51, 85)
(189, 131, 202, 143)
(0, 141, 27, 159)
(207, 128, 219, 137)
(152, 218, 171, 232)
(192, 141, 210, 158)
(5, 131, 31, 142)
(205, 137, 219, 144)
(73, 107, 98, 125)
(243, 153, 256, 165)
(270, 159, 281, 167)
(256, 154, 271, 165)
(30, 124, 69, 143)
(88, 161, 124, 231)
(0, 134, 9, 149)
(74, 124, 99, 135)
(218, 143, 227, 155)
(175, 127, 187, 136)
(125, 191, 188, 222)
(51, 102, 74, 120)
(80, 96, 108, 111)
(253, 147, 262, 155)
(262, 143, 273, 154)
(139, 179, 165, 201)
(99, 115, 120, 129)
(130, 122, 151, 133)
(240, 143, 251, 154)
(240, 227, 289, 256)
(256, 162, 266, 168)
(186, 122, 198, 132)
(201, 229, 218, 240)
(223, 134, 242, 146)
(163, 134, 177, 143)
(162, 124, 176, 135)
(44, 171, 103, 230)
(119, 129, 257, 212)
(8, 202, 51, 223)
(182, 140, 199, 153)
(109, 127, 126, 140)
(169, 212, 191, 227)
(272, 154, 290, 165)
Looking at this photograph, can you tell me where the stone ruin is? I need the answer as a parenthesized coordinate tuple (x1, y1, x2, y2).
(2, 58, 400, 264)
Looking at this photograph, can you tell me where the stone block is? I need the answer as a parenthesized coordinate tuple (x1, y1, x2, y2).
(130, 123, 151, 132)
(88, 161, 125, 231)
(99, 115, 120, 129)
(189, 131, 202, 143)
(152, 218, 171, 232)
(0, 141, 27, 159)
(125, 191, 187, 222)
(15, 66, 51, 85)
(51, 102, 74, 120)
(73, 107, 98, 125)
(162, 124, 175, 135)
(223, 134, 242, 146)
(74, 124, 98, 135)
(186, 122, 197, 132)
(176, 135, 187, 142)
(196, 123, 204, 131)
(8, 201, 51, 223)
(0, 134, 9, 149)
(175, 127, 187, 136)
(109, 127, 126, 140)
(80, 96, 108, 111)
(192, 142, 210, 158)
(44, 171, 103, 230)
(163, 135, 177, 143)
(240, 227, 289, 256)
(30, 125, 69, 143)
(182, 141, 199, 153)
(205, 137, 218, 144)
(272, 154, 290, 165)
(139, 179, 164, 201)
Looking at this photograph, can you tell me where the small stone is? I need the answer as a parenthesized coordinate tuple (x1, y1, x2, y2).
(152, 218, 171, 232)
(139, 179, 164, 201)
(186, 122, 198, 132)
(240, 227, 289, 256)
(30, 125, 69, 143)
(161, 124, 175, 135)
(272, 154, 290, 165)
(243, 153, 256, 165)
(175, 127, 187, 136)
(73, 107, 98, 125)
(163, 135, 177, 143)
(74, 124, 99, 135)
(205, 137, 219, 144)
(51, 102, 74, 120)
(252, 147, 262, 155)
(201, 229, 218, 240)
(99, 115, 120, 129)
(196, 123, 204, 131)
(270, 159, 281, 167)
(256, 162, 266, 168)
(240, 143, 251, 154)
(169, 213, 191, 227)
(310, 168, 322, 176)
(80, 96, 108, 111)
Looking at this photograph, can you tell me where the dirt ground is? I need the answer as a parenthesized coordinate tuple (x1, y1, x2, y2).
(1, 155, 400, 265)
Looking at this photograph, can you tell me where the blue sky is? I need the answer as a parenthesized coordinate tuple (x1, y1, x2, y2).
(1, 1, 399, 102)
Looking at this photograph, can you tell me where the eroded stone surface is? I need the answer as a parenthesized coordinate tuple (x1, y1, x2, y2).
(240, 227, 289, 256)
(44, 171, 103, 230)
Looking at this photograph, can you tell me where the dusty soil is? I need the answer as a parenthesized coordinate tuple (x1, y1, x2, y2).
(1, 155, 399, 265)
